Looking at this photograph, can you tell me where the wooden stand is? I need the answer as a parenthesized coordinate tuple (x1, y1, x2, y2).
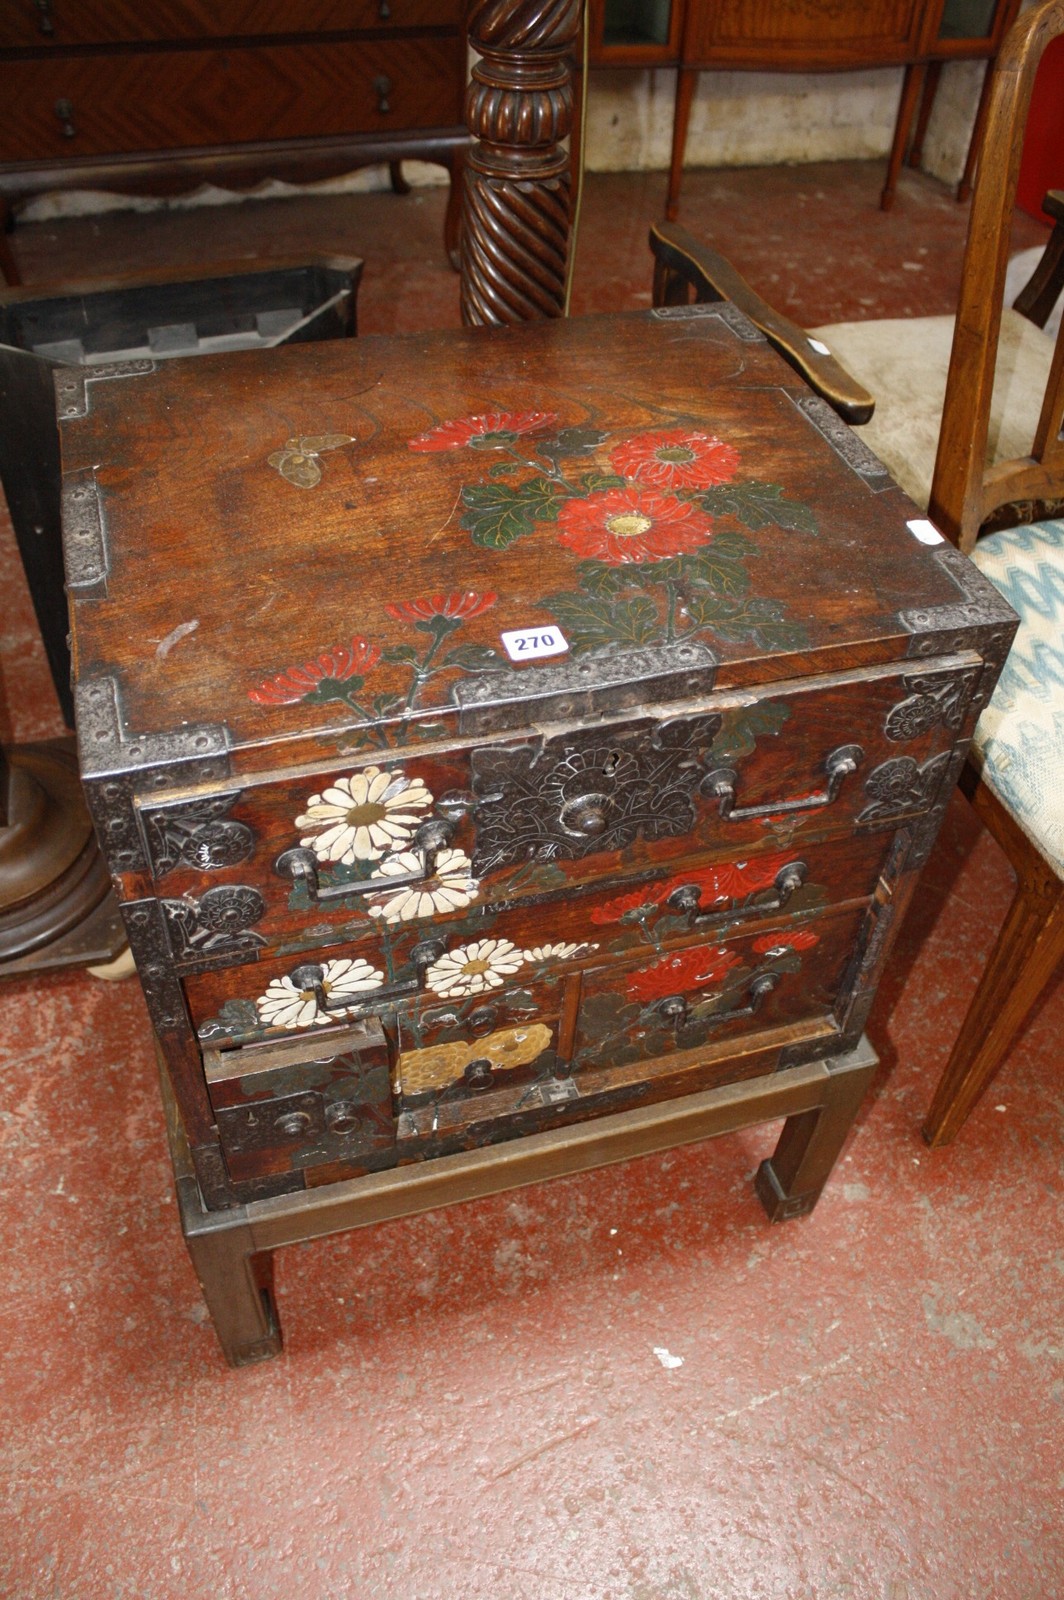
(168, 1037, 878, 1366)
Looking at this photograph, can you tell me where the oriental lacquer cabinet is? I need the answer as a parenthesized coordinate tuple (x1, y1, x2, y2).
(61, 304, 1014, 1363)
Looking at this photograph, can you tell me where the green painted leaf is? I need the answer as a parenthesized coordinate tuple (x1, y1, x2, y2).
(714, 698, 791, 760)
(460, 476, 569, 547)
(573, 560, 637, 599)
(381, 643, 422, 665)
(538, 426, 609, 458)
(682, 593, 809, 653)
(679, 549, 750, 597)
(546, 590, 663, 648)
(442, 642, 503, 671)
(699, 480, 819, 535)
(576, 471, 629, 493)
(301, 676, 363, 702)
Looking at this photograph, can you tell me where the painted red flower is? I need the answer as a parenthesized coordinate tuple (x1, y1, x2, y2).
(627, 945, 741, 1004)
(408, 411, 558, 452)
(248, 636, 380, 705)
(752, 929, 820, 955)
(385, 590, 497, 623)
(610, 429, 741, 490)
(590, 884, 664, 925)
(557, 488, 714, 565)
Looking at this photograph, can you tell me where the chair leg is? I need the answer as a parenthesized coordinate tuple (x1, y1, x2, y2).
(908, 60, 942, 169)
(881, 63, 923, 212)
(956, 60, 994, 203)
(923, 876, 1064, 1147)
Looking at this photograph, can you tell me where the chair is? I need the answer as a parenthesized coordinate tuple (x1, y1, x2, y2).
(650, 0, 1064, 1146)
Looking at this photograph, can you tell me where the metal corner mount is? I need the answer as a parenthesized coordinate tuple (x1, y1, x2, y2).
(899, 542, 1019, 657)
(62, 468, 109, 597)
(54, 359, 156, 422)
(789, 392, 895, 491)
(651, 301, 765, 342)
(75, 673, 232, 782)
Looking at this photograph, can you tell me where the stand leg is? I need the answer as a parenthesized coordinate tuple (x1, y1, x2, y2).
(388, 159, 412, 196)
(755, 1043, 878, 1220)
(177, 1177, 283, 1366)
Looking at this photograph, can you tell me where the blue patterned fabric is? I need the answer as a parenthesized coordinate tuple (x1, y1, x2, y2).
(970, 519, 1064, 875)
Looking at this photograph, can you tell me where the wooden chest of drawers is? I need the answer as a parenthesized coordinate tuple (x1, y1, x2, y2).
(61, 304, 1014, 1360)
(0, 0, 467, 280)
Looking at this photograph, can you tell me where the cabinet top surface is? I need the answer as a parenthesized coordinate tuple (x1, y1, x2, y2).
(60, 308, 1009, 772)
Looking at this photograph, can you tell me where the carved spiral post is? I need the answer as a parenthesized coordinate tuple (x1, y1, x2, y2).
(461, 0, 582, 326)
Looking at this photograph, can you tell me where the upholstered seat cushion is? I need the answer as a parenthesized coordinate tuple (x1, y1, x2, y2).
(811, 308, 1056, 509)
(967, 518, 1064, 875)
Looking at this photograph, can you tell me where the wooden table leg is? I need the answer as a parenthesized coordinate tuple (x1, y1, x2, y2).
(178, 1176, 284, 1367)
(908, 59, 943, 169)
(666, 67, 700, 223)
(755, 1041, 879, 1220)
(957, 59, 995, 203)
(881, 62, 924, 212)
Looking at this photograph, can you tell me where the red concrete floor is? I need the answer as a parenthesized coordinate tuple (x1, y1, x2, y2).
(1, 163, 1061, 1600)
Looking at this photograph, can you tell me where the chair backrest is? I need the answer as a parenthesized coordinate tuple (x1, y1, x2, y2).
(930, 0, 1064, 552)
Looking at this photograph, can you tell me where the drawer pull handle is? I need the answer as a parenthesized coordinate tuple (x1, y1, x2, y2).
(275, 818, 454, 903)
(54, 98, 76, 138)
(288, 939, 444, 1017)
(36, 1, 55, 35)
(666, 859, 807, 924)
(704, 744, 863, 823)
(373, 73, 393, 114)
(654, 972, 778, 1030)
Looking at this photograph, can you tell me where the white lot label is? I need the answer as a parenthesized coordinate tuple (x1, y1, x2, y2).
(500, 626, 569, 662)
(907, 518, 945, 545)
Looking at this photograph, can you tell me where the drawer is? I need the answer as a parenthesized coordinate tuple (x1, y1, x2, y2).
(687, 0, 925, 65)
(0, 1, 463, 49)
(573, 902, 867, 1075)
(0, 37, 464, 161)
(142, 653, 980, 969)
(205, 1017, 395, 1184)
(183, 825, 896, 1048)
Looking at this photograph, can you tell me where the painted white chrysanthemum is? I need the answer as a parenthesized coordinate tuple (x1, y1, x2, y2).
(255, 956, 385, 1030)
(296, 766, 433, 865)
(424, 938, 524, 999)
(523, 942, 599, 963)
(367, 848, 479, 924)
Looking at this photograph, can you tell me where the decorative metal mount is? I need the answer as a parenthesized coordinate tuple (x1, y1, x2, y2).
(469, 710, 722, 874)
(54, 359, 155, 421)
(76, 674, 233, 875)
(884, 665, 981, 742)
(162, 886, 267, 973)
(651, 301, 764, 341)
(140, 792, 254, 879)
(62, 469, 109, 597)
(899, 544, 1018, 664)
(789, 393, 895, 491)
(454, 639, 718, 736)
(857, 751, 952, 827)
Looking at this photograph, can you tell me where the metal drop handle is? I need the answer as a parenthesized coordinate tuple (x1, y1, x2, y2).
(704, 744, 863, 824)
(654, 972, 779, 1030)
(54, 97, 76, 138)
(373, 74, 392, 114)
(275, 817, 454, 903)
(666, 859, 807, 925)
(288, 938, 444, 1017)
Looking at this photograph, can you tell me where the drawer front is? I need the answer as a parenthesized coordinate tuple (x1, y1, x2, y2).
(140, 653, 979, 969)
(205, 1018, 396, 1182)
(688, 0, 926, 64)
(0, 2, 463, 49)
(573, 904, 866, 1074)
(183, 826, 895, 1050)
(0, 38, 464, 162)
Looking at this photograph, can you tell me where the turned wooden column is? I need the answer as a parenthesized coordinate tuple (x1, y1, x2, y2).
(461, 0, 581, 326)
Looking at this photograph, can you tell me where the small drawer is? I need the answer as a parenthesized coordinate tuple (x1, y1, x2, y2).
(205, 1018, 395, 1183)
(0, 2, 463, 47)
(573, 903, 868, 1075)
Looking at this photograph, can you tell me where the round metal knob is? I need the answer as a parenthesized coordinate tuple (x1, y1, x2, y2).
(274, 1111, 312, 1137)
(559, 793, 609, 837)
(463, 1058, 494, 1090)
(325, 1101, 363, 1136)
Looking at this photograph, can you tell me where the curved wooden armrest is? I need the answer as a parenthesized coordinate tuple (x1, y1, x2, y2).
(1012, 189, 1064, 329)
(649, 221, 874, 425)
